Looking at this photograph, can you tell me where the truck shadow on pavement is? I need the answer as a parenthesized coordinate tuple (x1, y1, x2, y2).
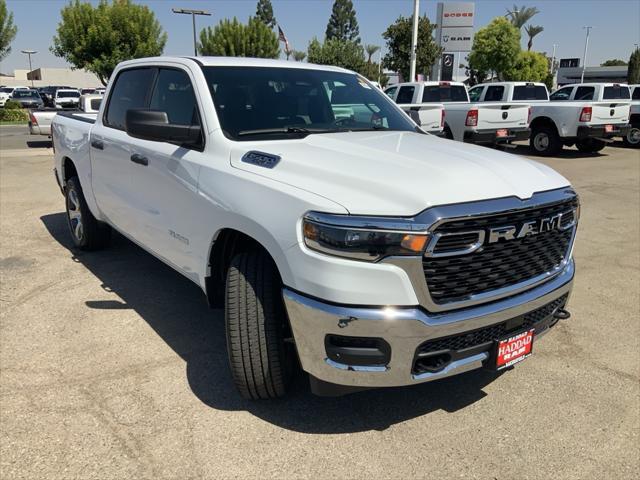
(41, 212, 505, 434)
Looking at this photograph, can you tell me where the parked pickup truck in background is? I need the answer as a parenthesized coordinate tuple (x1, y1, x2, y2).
(52, 57, 579, 399)
(385, 81, 531, 146)
(470, 82, 631, 155)
(30, 94, 102, 137)
(54, 89, 81, 109)
(624, 84, 640, 147)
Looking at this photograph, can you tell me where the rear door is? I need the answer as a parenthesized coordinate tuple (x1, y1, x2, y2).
(90, 67, 156, 233)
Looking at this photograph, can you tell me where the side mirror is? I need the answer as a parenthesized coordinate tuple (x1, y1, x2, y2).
(125, 109, 201, 145)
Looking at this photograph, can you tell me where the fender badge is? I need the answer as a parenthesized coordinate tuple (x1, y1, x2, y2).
(241, 151, 281, 169)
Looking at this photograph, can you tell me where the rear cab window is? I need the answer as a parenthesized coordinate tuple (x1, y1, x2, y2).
(512, 84, 549, 101)
(603, 85, 630, 100)
(422, 84, 468, 102)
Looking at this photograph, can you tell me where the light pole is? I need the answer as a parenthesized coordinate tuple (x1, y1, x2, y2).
(21, 50, 37, 88)
(172, 8, 211, 56)
(551, 43, 557, 73)
(409, 0, 419, 82)
(581, 26, 593, 83)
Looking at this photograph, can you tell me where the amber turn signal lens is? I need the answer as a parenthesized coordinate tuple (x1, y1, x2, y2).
(400, 234, 429, 253)
(303, 221, 319, 241)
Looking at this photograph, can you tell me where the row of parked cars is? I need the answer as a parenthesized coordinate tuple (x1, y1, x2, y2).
(385, 81, 640, 153)
(0, 85, 105, 109)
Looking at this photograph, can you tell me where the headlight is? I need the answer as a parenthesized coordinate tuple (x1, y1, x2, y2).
(302, 213, 429, 262)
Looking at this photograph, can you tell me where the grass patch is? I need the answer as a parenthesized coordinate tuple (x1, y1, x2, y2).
(0, 120, 28, 126)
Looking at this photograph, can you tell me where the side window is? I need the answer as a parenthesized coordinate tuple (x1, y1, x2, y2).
(549, 87, 573, 101)
(384, 86, 397, 99)
(396, 86, 415, 104)
(632, 87, 640, 100)
(105, 68, 155, 130)
(468, 87, 483, 102)
(574, 86, 595, 100)
(485, 85, 505, 102)
(150, 68, 200, 126)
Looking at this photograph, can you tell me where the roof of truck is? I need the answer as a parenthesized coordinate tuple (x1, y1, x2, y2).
(118, 56, 352, 74)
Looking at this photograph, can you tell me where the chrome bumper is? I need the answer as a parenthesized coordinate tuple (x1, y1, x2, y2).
(283, 260, 574, 388)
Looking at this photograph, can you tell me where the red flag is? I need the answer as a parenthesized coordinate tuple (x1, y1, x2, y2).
(277, 25, 291, 53)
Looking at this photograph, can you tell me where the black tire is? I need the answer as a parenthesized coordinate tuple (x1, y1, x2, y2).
(530, 125, 562, 156)
(225, 250, 293, 399)
(622, 124, 640, 148)
(576, 138, 606, 153)
(65, 176, 111, 250)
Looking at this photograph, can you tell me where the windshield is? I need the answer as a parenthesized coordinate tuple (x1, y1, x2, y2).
(201, 66, 416, 140)
(58, 91, 80, 98)
(13, 90, 40, 99)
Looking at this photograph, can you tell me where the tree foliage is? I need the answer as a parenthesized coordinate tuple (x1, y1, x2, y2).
(600, 58, 628, 67)
(467, 17, 521, 81)
(365, 44, 380, 63)
(325, 0, 360, 43)
(628, 49, 640, 84)
(0, 0, 17, 61)
(199, 17, 279, 59)
(504, 51, 549, 82)
(524, 24, 543, 51)
(382, 15, 441, 82)
(255, 0, 276, 29)
(506, 4, 539, 29)
(292, 50, 306, 62)
(51, 0, 167, 85)
(307, 37, 365, 73)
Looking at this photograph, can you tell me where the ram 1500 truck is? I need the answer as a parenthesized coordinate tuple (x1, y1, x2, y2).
(468, 82, 631, 155)
(52, 57, 579, 399)
(624, 84, 639, 147)
(385, 81, 531, 145)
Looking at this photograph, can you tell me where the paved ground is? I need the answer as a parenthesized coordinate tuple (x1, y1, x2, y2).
(1, 124, 639, 479)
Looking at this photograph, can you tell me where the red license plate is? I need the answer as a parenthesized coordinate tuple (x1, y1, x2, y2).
(496, 129, 509, 137)
(495, 329, 535, 370)
(604, 124, 613, 133)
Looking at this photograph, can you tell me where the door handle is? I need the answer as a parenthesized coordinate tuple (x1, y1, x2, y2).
(90, 139, 104, 150)
(130, 153, 148, 166)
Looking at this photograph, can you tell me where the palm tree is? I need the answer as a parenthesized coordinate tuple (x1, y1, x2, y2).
(525, 24, 544, 51)
(506, 4, 539, 29)
(292, 50, 306, 62)
(365, 44, 380, 64)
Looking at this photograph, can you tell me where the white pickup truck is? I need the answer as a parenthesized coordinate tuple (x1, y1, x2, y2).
(52, 57, 579, 399)
(385, 81, 530, 145)
(30, 94, 103, 136)
(469, 82, 631, 155)
(624, 84, 640, 147)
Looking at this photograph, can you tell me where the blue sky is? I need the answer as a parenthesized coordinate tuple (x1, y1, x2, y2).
(2, 0, 639, 74)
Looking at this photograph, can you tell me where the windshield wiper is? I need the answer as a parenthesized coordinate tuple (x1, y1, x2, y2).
(237, 126, 328, 136)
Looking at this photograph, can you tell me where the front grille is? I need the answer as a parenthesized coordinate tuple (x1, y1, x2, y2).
(412, 294, 568, 374)
(423, 198, 577, 305)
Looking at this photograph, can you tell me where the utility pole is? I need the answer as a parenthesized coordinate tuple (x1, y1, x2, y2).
(409, 0, 419, 82)
(551, 44, 557, 72)
(172, 8, 212, 56)
(581, 26, 593, 83)
(21, 50, 37, 88)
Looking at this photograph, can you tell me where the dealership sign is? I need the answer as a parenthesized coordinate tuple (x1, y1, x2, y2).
(436, 2, 475, 52)
(440, 26, 474, 52)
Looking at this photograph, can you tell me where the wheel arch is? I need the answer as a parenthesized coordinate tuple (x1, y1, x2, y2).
(530, 116, 558, 134)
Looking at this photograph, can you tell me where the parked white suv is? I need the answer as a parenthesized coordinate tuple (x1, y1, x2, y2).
(52, 57, 579, 398)
(54, 89, 81, 109)
(469, 81, 632, 154)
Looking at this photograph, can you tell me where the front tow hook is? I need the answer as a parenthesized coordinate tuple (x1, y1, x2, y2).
(553, 308, 571, 320)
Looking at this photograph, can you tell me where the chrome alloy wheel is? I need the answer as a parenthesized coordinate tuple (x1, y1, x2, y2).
(67, 188, 84, 242)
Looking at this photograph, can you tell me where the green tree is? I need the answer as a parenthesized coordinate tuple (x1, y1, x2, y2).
(600, 59, 628, 67)
(255, 0, 276, 29)
(51, 0, 166, 85)
(382, 15, 441, 82)
(365, 44, 380, 64)
(325, 0, 360, 43)
(506, 4, 539, 29)
(524, 24, 543, 51)
(0, 0, 17, 61)
(307, 37, 365, 73)
(292, 50, 306, 62)
(504, 51, 549, 82)
(199, 17, 279, 58)
(628, 49, 640, 84)
(467, 17, 521, 81)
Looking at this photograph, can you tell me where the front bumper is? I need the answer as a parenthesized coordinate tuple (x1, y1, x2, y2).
(284, 260, 574, 388)
(577, 124, 630, 139)
(464, 128, 531, 144)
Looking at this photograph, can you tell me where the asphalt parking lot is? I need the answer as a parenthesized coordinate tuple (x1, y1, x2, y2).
(1, 124, 638, 479)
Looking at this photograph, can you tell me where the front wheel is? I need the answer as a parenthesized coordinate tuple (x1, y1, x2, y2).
(576, 138, 606, 153)
(225, 251, 294, 399)
(623, 124, 640, 148)
(65, 176, 111, 250)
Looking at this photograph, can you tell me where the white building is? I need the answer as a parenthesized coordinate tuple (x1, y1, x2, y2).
(0, 67, 102, 88)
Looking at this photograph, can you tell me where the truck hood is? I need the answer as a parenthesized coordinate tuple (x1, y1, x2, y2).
(229, 131, 570, 215)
